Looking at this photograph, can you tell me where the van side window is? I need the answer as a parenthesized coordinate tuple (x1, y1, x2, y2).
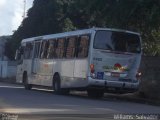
(40, 41, 49, 59)
(56, 38, 65, 58)
(66, 37, 77, 58)
(24, 42, 33, 59)
(34, 42, 41, 58)
(77, 35, 90, 58)
(47, 39, 56, 59)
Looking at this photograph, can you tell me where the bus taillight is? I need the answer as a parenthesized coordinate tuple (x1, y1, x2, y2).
(90, 64, 95, 73)
(136, 71, 142, 79)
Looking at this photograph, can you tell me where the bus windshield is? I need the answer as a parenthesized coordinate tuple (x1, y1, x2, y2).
(94, 30, 141, 53)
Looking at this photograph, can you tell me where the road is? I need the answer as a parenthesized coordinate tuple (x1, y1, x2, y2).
(0, 82, 159, 120)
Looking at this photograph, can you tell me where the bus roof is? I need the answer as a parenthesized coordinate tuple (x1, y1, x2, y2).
(21, 28, 140, 43)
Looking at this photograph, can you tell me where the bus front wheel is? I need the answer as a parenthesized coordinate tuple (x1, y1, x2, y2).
(23, 73, 32, 90)
(87, 88, 104, 98)
(53, 75, 61, 94)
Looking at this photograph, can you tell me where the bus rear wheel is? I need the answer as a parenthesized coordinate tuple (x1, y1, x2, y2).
(23, 73, 32, 90)
(87, 88, 104, 98)
(53, 75, 69, 95)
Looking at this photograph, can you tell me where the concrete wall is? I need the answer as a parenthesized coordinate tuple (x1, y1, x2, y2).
(139, 56, 160, 99)
(140, 56, 160, 81)
(0, 61, 17, 78)
(0, 61, 8, 78)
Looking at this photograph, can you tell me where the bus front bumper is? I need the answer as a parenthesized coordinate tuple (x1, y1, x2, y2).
(88, 77, 139, 93)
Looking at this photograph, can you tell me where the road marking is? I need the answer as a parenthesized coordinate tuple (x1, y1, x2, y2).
(0, 108, 76, 114)
(0, 86, 23, 89)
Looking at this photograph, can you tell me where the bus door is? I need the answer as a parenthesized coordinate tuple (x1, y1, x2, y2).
(38, 40, 55, 86)
(31, 41, 41, 77)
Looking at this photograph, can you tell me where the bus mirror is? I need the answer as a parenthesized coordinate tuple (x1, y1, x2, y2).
(15, 49, 21, 60)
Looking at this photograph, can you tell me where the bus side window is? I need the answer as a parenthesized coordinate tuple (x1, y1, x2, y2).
(34, 42, 41, 58)
(66, 37, 77, 58)
(47, 39, 56, 59)
(24, 42, 33, 59)
(56, 38, 65, 58)
(40, 41, 49, 59)
(77, 35, 90, 58)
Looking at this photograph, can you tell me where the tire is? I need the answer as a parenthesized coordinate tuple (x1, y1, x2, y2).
(53, 75, 69, 95)
(87, 88, 104, 98)
(53, 75, 61, 94)
(23, 73, 32, 90)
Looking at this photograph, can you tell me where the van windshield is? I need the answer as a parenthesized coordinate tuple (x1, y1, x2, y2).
(94, 30, 141, 53)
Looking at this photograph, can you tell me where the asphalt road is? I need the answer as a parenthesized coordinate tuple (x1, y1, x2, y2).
(0, 82, 159, 120)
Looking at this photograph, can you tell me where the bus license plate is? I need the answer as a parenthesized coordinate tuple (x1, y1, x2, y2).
(111, 73, 120, 77)
(97, 72, 104, 79)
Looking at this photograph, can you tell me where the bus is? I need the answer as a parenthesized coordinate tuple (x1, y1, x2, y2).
(15, 28, 142, 98)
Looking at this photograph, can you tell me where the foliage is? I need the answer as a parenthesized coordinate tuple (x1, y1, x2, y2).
(6, 0, 160, 59)
(62, 18, 76, 32)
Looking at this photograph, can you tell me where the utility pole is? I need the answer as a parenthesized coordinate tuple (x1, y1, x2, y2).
(22, 0, 26, 20)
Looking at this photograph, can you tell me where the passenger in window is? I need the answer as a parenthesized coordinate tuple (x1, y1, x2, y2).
(56, 39, 65, 58)
(66, 37, 76, 58)
(78, 36, 89, 58)
(47, 40, 56, 59)
(41, 41, 49, 59)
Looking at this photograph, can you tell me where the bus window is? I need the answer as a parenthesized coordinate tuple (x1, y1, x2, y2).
(47, 39, 57, 59)
(40, 41, 49, 59)
(66, 37, 77, 58)
(94, 31, 141, 53)
(24, 42, 33, 59)
(56, 38, 65, 58)
(34, 42, 41, 58)
(77, 35, 90, 58)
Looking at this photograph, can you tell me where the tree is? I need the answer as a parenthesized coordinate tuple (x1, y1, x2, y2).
(62, 18, 76, 32)
(6, 0, 160, 59)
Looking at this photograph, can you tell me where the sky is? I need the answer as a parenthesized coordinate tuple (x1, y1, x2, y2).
(0, 0, 33, 36)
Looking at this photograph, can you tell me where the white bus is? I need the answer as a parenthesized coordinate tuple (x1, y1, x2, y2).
(15, 28, 142, 98)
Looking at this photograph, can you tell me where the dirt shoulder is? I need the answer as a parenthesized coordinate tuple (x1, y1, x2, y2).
(104, 93, 160, 106)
